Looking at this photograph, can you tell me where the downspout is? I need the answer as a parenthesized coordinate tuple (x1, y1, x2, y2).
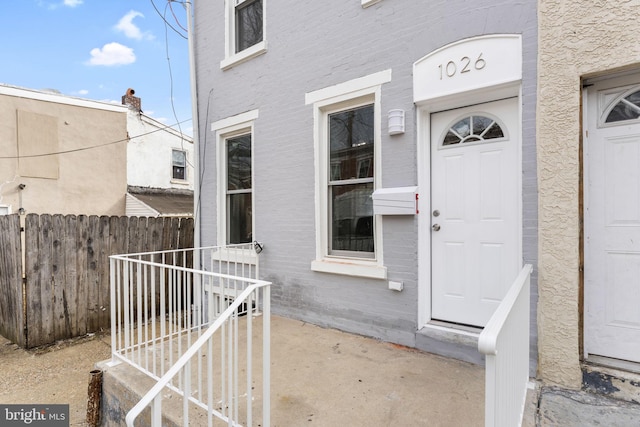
(186, 0, 205, 326)
(186, 0, 201, 256)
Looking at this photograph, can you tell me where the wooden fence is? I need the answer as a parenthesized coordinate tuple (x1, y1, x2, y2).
(0, 214, 194, 348)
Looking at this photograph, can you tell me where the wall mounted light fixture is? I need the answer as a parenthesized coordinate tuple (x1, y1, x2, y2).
(388, 109, 405, 135)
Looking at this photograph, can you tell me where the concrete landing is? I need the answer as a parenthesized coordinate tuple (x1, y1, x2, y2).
(99, 315, 485, 426)
(535, 387, 640, 427)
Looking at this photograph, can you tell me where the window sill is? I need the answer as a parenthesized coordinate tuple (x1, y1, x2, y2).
(311, 259, 387, 279)
(220, 41, 267, 71)
(170, 179, 189, 185)
(211, 247, 258, 265)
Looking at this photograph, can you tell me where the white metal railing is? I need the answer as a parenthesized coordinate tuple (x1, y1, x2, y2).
(108, 243, 271, 426)
(126, 283, 270, 427)
(478, 264, 532, 427)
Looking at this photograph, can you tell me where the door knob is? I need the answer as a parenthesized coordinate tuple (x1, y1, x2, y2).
(433, 210, 440, 217)
(432, 224, 441, 231)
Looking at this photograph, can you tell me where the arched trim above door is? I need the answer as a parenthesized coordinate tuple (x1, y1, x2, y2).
(413, 34, 522, 108)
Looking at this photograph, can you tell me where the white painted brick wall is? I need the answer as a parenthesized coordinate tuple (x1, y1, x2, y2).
(193, 0, 538, 349)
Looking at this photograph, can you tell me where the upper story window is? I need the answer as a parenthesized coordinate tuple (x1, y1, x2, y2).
(172, 149, 187, 180)
(236, 0, 263, 53)
(221, 0, 267, 70)
(305, 69, 392, 279)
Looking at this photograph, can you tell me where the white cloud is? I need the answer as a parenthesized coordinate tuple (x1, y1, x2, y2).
(38, 0, 82, 9)
(77, 89, 89, 95)
(115, 10, 154, 41)
(87, 42, 136, 66)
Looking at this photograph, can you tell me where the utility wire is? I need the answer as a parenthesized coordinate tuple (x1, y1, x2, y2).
(0, 119, 191, 160)
(150, 0, 188, 39)
(169, 0, 189, 33)
(160, 0, 194, 168)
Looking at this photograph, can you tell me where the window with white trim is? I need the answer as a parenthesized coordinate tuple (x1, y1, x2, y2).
(305, 70, 391, 279)
(222, 0, 266, 70)
(225, 133, 252, 243)
(212, 110, 258, 245)
(0, 205, 10, 215)
(328, 104, 375, 257)
(172, 149, 187, 180)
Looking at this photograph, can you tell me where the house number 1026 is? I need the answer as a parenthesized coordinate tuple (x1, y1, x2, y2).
(438, 53, 486, 79)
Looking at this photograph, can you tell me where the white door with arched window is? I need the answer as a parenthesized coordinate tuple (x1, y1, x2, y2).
(430, 97, 520, 327)
(585, 76, 640, 364)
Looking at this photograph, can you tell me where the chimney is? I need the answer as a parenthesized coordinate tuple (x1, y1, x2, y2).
(122, 88, 142, 113)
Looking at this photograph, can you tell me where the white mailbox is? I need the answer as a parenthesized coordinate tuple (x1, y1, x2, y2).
(372, 186, 418, 215)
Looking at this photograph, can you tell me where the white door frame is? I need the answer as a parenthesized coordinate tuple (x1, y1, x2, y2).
(582, 72, 640, 364)
(416, 90, 524, 328)
(414, 34, 524, 329)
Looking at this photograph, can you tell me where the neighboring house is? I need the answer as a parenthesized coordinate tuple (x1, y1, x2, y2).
(123, 89, 194, 217)
(0, 84, 128, 216)
(0, 84, 194, 219)
(537, 1, 640, 397)
(192, 0, 538, 371)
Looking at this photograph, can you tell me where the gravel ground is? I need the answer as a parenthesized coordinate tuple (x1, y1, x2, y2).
(0, 332, 112, 426)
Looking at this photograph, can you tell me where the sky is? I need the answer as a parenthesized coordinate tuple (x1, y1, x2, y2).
(0, 0, 193, 135)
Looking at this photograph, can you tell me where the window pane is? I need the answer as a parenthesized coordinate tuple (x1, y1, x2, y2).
(172, 150, 186, 167)
(442, 115, 504, 147)
(472, 116, 493, 135)
(331, 182, 374, 253)
(236, 0, 263, 53)
(606, 91, 640, 123)
(482, 122, 504, 139)
(443, 130, 461, 146)
(452, 117, 471, 138)
(173, 166, 185, 180)
(329, 105, 374, 181)
(228, 193, 252, 244)
(227, 134, 252, 190)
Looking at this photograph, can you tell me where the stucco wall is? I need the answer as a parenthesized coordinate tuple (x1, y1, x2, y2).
(127, 111, 194, 191)
(194, 1, 537, 350)
(537, 0, 640, 388)
(0, 89, 128, 216)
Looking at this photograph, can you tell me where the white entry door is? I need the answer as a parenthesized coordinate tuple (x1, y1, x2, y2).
(431, 98, 520, 327)
(585, 77, 640, 363)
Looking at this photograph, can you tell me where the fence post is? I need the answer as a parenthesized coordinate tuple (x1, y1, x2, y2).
(0, 214, 26, 347)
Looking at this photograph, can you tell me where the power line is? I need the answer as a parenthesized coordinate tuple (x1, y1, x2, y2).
(160, 0, 194, 168)
(150, 0, 188, 39)
(0, 118, 192, 160)
(169, 0, 189, 33)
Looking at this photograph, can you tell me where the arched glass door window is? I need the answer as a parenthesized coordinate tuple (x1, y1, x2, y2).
(441, 114, 505, 147)
(605, 89, 640, 123)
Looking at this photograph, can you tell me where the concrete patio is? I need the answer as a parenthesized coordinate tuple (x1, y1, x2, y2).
(99, 315, 486, 426)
